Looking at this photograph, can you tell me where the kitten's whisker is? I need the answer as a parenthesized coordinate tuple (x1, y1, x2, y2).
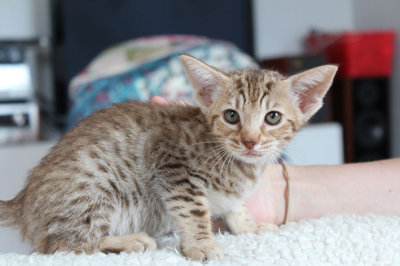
(215, 152, 229, 175)
(276, 151, 286, 164)
(195, 144, 226, 164)
(192, 145, 225, 165)
(218, 155, 227, 184)
(268, 147, 283, 164)
(194, 146, 227, 176)
(226, 154, 234, 178)
(194, 142, 225, 156)
(208, 150, 228, 179)
(218, 152, 231, 185)
(210, 151, 228, 178)
(208, 150, 226, 175)
(192, 144, 226, 167)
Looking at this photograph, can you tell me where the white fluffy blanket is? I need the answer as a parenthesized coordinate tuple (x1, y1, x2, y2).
(1, 214, 399, 265)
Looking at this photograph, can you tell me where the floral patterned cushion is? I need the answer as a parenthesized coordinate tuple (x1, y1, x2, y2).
(67, 35, 257, 128)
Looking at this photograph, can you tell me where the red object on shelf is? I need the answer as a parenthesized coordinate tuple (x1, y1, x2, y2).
(307, 31, 395, 78)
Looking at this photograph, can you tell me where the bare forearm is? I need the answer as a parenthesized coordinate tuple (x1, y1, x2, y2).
(291, 159, 400, 220)
(246, 159, 400, 225)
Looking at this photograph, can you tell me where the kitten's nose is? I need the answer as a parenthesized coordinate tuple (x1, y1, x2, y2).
(242, 140, 257, 150)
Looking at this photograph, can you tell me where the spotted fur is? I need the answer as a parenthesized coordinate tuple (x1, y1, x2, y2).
(0, 55, 337, 261)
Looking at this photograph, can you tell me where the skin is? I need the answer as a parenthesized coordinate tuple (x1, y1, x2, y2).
(151, 96, 400, 225)
(247, 159, 400, 225)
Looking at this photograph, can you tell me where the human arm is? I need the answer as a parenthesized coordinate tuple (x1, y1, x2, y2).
(247, 159, 400, 225)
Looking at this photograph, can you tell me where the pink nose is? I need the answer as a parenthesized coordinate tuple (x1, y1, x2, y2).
(242, 140, 257, 150)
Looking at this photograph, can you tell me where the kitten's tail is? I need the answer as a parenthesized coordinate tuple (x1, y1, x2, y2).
(0, 198, 21, 227)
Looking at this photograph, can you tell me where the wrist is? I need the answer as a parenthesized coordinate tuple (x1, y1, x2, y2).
(284, 165, 328, 222)
(245, 163, 286, 225)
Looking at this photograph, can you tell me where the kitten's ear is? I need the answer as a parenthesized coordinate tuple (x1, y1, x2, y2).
(179, 54, 229, 110)
(287, 65, 338, 120)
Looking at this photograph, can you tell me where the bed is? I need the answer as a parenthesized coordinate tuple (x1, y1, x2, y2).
(1, 214, 399, 265)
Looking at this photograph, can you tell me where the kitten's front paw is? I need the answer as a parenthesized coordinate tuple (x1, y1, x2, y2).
(99, 232, 157, 254)
(181, 239, 224, 261)
(255, 223, 278, 234)
(122, 232, 158, 252)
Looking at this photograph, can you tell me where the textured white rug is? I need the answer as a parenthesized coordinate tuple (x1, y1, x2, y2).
(1, 214, 399, 266)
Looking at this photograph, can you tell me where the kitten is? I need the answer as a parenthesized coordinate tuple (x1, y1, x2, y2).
(0, 55, 337, 261)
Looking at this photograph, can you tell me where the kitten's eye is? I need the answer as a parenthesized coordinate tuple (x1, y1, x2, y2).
(224, 109, 240, 124)
(265, 111, 281, 125)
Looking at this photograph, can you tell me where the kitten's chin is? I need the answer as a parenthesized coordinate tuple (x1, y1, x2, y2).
(239, 156, 264, 164)
(235, 152, 275, 165)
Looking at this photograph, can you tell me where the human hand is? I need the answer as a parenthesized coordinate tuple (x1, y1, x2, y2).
(150, 96, 191, 106)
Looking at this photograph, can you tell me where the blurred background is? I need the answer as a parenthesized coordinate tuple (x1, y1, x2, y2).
(0, 0, 399, 163)
(0, 0, 399, 254)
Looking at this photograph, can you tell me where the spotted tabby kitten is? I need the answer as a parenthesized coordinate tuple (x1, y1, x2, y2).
(0, 55, 337, 261)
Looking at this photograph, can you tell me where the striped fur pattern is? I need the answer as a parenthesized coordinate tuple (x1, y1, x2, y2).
(0, 55, 337, 261)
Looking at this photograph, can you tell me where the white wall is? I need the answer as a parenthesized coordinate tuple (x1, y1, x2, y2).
(353, 0, 400, 157)
(253, 0, 355, 59)
(0, 0, 51, 40)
